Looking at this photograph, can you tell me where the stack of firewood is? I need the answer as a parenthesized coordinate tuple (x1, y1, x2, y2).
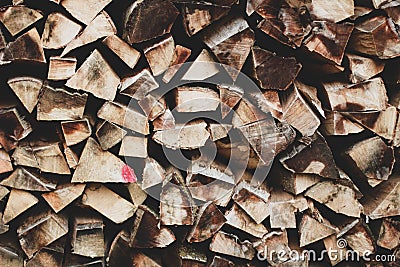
(0, 0, 399, 266)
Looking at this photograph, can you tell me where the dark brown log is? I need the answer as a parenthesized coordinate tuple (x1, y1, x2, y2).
(218, 84, 243, 119)
(142, 157, 165, 190)
(61, 0, 111, 24)
(41, 12, 81, 49)
(25, 246, 64, 267)
(209, 231, 255, 260)
(7, 77, 42, 113)
(120, 69, 159, 100)
(377, 219, 400, 250)
(2, 189, 38, 224)
(342, 221, 376, 255)
(182, 49, 219, 80)
(247, 0, 282, 17)
(144, 36, 175, 76)
(162, 45, 191, 83)
(175, 86, 220, 113)
(48, 57, 77, 81)
(103, 34, 141, 69)
(346, 53, 385, 83)
(95, 120, 127, 150)
(321, 110, 364, 136)
(0, 6, 43, 36)
(309, 0, 354, 22)
(299, 214, 338, 247)
(294, 80, 325, 118)
(0, 241, 24, 266)
(119, 136, 148, 158)
(123, 0, 179, 44)
(42, 183, 85, 213)
(0, 27, 6, 50)
(0, 149, 13, 174)
(251, 46, 301, 90)
(61, 119, 92, 146)
(1, 167, 56, 191)
(71, 215, 105, 258)
(0, 108, 32, 151)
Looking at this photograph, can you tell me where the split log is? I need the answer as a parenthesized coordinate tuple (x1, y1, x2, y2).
(2, 189, 39, 224)
(144, 36, 175, 76)
(81, 184, 137, 224)
(1, 28, 46, 63)
(1, 167, 56, 191)
(186, 202, 226, 243)
(66, 49, 119, 101)
(188, 158, 235, 184)
(0, 108, 32, 151)
(372, 0, 393, 8)
(188, 179, 233, 207)
(0, 6, 43, 36)
(138, 94, 165, 121)
(350, 6, 373, 20)
(17, 211, 68, 258)
(71, 215, 105, 258)
(304, 181, 362, 217)
(162, 45, 191, 83)
(95, 120, 127, 150)
(42, 183, 85, 213)
(182, 49, 219, 80)
(218, 84, 243, 119)
(253, 230, 291, 266)
(299, 214, 338, 247)
(72, 138, 136, 183)
(0, 242, 24, 266)
(251, 46, 301, 90)
(321, 111, 364, 136)
(384, 2, 400, 24)
(323, 235, 347, 266)
(103, 34, 141, 69)
(175, 86, 220, 113)
(345, 136, 394, 181)
(309, 0, 354, 23)
(153, 121, 210, 150)
(119, 136, 148, 158)
(248, 90, 283, 121)
(0, 27, 5, 50)
(209, 232, 255, 260)
(377, 219, 400, 250)
(323, 78, 388, 112)
(48, 57, 77, 80)
(246, 0, 281, 17)
(303, 21, 354, 65)
(208, 123, 231, 141)
(294, 80, 325, 118)
(41, 12, 81, 49)
(153, 109, 175, 131)
(126, 183, 147, 207)
(349, 16, 400, 59)
(129, 205, 176, 248)
(0, 149, 13, 174)
(61, 0, 111, 24)
(120, 69, 159, 100)
(225, 203, 269, 238)
(97, 101, 149, 135)
(342, 221, 376, 255)
(61, 119, 92, 146)
(61, 11, 116, 56)
(37, 86, 88, 121)
(346, 54, 385, 83)
(7, 77, 43, 113)
(12, 142, 71, 175)
(280, 133, 339, 179)
(142, 157, 165, 190)
(25, 245, 64, 267)
(281, 170, 320, 195)
(160, 183, 195, 225)
(123, 0, 179, 44)
(232, 98, 268, 127)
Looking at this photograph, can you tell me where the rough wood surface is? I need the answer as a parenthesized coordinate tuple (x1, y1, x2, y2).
(175, 86, 220, 113)
(209, 232, 255, 260)
(42, 183, 85, 213)
(0, 6, 43, 36)
(7, 77, 43, 113)
(144, 36, 175, 76)
(103, 34, 141, 69)
(2, 189, 38, 224)
(48, 57, 77, 80)
(61, 119, 92, 146)
(1, 167, 56, 191)
(61, 0, 111, 24)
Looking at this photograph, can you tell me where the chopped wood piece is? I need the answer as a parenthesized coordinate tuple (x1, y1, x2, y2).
(48, 57, 77, 80)
(209, 232, 255, 260)
(1, 167, 56, 191)
(0, 185, 9, 200)
(218, 84, 243, 119)
(188, 158, 235, 184)
(2, 189, 38, 224)
(138, 94, 166, 121)
(349, 16, 400, 59)
(346, 54, 385, 83)
(123, 0, 179, 44)
(0, 108, 32, 151)
(17, 211, 68, 258)
(208, 123, 231, 141)
(280, 133, 339, 179)
(345, 136, 394, 181)
(82, 184, 136, 224)
(253, 230, 291, 265)
(153, 121, 210, 150)
(0, 149, 12, 174)
(361, 174, 400, 219)
(251, 47, 301, 90)
(305, 181, 362, 217)
(225, 203, 268, 238)
(0, 27, 5, 50)
(25, 246, 64, 267)
(182, 49, 219, 80)
(321, 111, 364, 136)
(12, 143, 71, 175)
(119, 136, 147, 158)
(142, 157, 165, 189)
(160, 183, 195, 225)
(299, 214, 338, 247)
(61, 119, 92, 146)
(232, 98, 268, 127)
(37, 86, 87, 121)
(303, 21, 354, 65)
(309, 0, 354, 22)
(41, 12, 81, 49)
(202, 16, 255, 80)
(0, 6, 43, 36)
(103, 34, 141, 69)
(95, 121, 127, 150)
(280, 85, 320, 136)
(144, 36, 175, 76)
(7, 77, 43, 113)
(232, 181, 270, 224)
(186, 202, 226, 243)
(66, 49, 119, 101)
(179, 245, 208, 266)
(42, 183, 85, 213)
(129, 205, 175, 248)
(373, 0, 393, 8)
(189, 179, 233, 207)
(153, 109, 175, 131)
(126, 183, 147, 206)
(175, 86, 220, 112)
(72, 138, 134, 183)
(377, 219, 400, 250)
(343, 222, 375, 255)
(249, 90, 283, 121)
(61, 11, 116, 56)
(72, 216, 105, 258)
(323, 78, 388, 112)
(97, 101, 149, 135)
(0, 242, 24, 266)
(62, 0, 111, 24)
(323, 235, 347, 266)
(120, 69, 159, 100)
(131, 252, 162, 267)
(281, 170, 320, 195)
(1, 28, 46, 63)
(162, 45, 191, 83)
(294, 80, 325, 118)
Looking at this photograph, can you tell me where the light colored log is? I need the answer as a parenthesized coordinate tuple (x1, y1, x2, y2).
(95, 121, 127, 150)
(1, 167, 56, 191)
(61, 119, 92, 146)
(61, 0, 112, 25)
(346, 54, 385, 83)
(218, 84, 243, 119)
(377, 219, 400, 250)
(176, 86, 220, 113)
(7, 77, 43, 113)
(119, 136, 147, 158)
(42, 183, 85, 213)
(142, 157, 165, 190)
(144, 36, 175, 76)
(0, 149, 12, 174)
(163, 45, 191, 83)
(182, 49, 219, 80)
(103, 34, 140, 69)
(2, 189, 38, 224)
(208, 123, 231, 141)
(0, 6, 43, 36)
(71, 216, 105, 258)
(120, 69, 159, 100)
(210, 232, 255, 260)
(152, 109, 175, 131)
(126, 183, 147, 206)
(48, 57, 77, 80)
(321, 111, 364, 136)
(299, 214, 338, 247)
(309, 0, 354, 22)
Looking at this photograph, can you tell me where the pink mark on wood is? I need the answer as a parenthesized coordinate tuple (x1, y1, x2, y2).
(122, 164, 137, 183)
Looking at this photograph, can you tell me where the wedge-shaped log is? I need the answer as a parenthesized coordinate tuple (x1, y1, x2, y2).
(377, 219, 400, 250)
(189, 179, 233, 207)
(0, 149, 13, 174)
(95, 121, 127, 150)
(280, 167, 320, 195)
(218, 84, 243, 119)
(0, 6, 43, 36)
(210, 232, 255, 260)
(82, 184, 137, 224)
(309, 0, 354, 22)
(144, 36, 175, 76)
(208, 123, 231, 141)
(182, 49, 219, 80)
(126, 183, 147, 207)
(176, 86, 220, 113)
(346, 54, 385, 83)
(7, 77, 43, 113)
(153, 109, 175, 131)
(119, 136, 147, 158)
(71, 215, 105, 258)
(61, 119, 92, 146)
(253, 230, 291, 266)
(142, 157, 165, 190)
(62, 0, 111, 24)
(25, 246, 64, 267)
(299, 214, 338, 247)
(321, 111, 364, 136)
(2, 189, 38, 224)
(48, 57, 77, 80)
(160, 183, 195, 225)
(120, 69, 159, 100)
(1, 167, 56, 191)
(163, 45, 191, 83)
(323, 235, 348, 266)
(103, 35, 141, 69)
(232, 98, 268, 128)
(0, 108, 32, 151)
(42, 184, 85, 213)
(188, 158, 235, 184)
(343, 221, 375, 255)
(294, 80, 325, 118)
